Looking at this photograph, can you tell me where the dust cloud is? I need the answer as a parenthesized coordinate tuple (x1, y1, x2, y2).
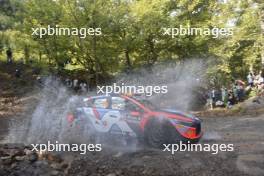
(5, 59, 208, 146)
(116, 59, 208, 110)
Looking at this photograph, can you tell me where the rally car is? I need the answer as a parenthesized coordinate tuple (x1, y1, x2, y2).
(67, 94, 202, 148)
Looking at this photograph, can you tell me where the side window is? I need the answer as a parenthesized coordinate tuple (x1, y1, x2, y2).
(125, 100, 142, 112)
(111, 97, 143, 112)
(93, 98, 109, 109)
(84, 99, 93, 107)
(111, 97, 126, 110)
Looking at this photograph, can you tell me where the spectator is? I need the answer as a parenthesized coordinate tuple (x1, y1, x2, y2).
(257, 70, 264, 93)
(227, 90, 235, 108)
(65, 78, 72, 88)
(6, 47, 13, 63)
(36, 76, 42, 84)
(221, 87, 228, 106)
(254, 71, 262, 86)
(80, 82, 87, 93)
(86, 80, 90, 92)
(247, 72, 254, 87)
(210, 88, 216, 109)
(257, 71, 264, 84)
(236, 84, 244, 102)
(15, 68, 21, 78)
(232, 83, 238, 103)
(73, 78, 79, 92)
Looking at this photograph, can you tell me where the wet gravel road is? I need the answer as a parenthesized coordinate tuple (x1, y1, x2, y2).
(1, 113, 264, 176)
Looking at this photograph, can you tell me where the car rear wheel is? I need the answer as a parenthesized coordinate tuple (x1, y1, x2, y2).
(68, 111, 97, 143)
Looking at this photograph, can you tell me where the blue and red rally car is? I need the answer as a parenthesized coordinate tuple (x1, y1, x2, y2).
(67, 94, 202, 148)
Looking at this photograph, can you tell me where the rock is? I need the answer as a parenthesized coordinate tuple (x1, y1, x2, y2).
(1, 156, 11, 160)
(34, 160, 49, 166)
(115, 170, 122, 175)
(106, 173, 116, 176)
(113, 152, 123, 158)
(142, 169, 148, 175)
(60, 162, 68, 169)
(11, 149, 24, 156)
(51, 170, 60, 176)
(142, 155, 151, 159)
(24, 148, 33, 155)
(0, 149, 7, 156)
(11, 162, 17, 169)
(51, 163, 62, 170)
(1, 156, 13, 165)
(47, 153, 63, 163)
(3, 143, 25, 150)
(27, 153, 38, 162)
(15, 155, 26, 161)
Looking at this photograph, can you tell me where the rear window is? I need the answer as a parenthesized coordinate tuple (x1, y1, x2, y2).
(83, 97, 109, 109)
(93, 98, 109, 109)
(111, 97, 126, 110)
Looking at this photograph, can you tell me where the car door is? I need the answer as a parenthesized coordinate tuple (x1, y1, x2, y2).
(82, 97, 115, 132)
(110, 96, 143, 137)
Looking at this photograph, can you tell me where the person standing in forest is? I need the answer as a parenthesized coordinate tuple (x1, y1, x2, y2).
(210, 88, 216, 109)
(247, 72, 254, 87)
(73, 78, 79, 92)
(80, 82, 87, 94)
(254, 71, 262, 85)
(6, 47, 13, 63)
(232, 83, 238, 103)
(257, 71, 264, 91)
(221, 87, 228, 106)
(65, 78, 72, 88)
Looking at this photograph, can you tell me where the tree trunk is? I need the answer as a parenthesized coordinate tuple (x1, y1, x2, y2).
(39, 51, 42, 62)
(92, 21, 99, 85)
(24, 45, 29, 63)
(148, 37, 157, 65)
(125, 48, 131, 70)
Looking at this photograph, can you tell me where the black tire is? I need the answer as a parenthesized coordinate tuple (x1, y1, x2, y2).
(144, 118, 183, 148)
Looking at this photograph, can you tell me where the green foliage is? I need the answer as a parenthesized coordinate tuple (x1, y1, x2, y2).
(0, 0, 263, 85)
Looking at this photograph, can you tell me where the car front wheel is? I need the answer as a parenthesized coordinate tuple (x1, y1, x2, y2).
(144, 118, 181, 148)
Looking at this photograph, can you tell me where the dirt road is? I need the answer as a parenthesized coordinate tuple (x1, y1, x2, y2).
(63, 114, 264, 176)
(1, 112, 264, 176)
